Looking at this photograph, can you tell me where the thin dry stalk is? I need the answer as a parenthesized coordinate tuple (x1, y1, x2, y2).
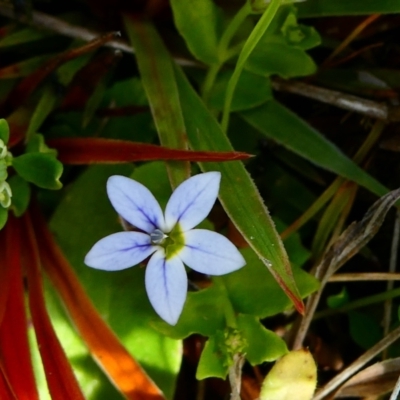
(312, 325, 400, 400)
(229, 353, 245, 400)
(292, 188, 400, 350)
(383, 211, 400, 338)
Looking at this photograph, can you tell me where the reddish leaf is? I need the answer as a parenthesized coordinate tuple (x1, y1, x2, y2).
(61, 50, 122, 111)
(0, 216, 39, 400)
(0, 56, 50, 80)
(48, 137, 252, 164)
(0, 361, 18, 400)
(22, 213, 85, 400)
(32, 207, 166, 400)
(0, 226, 13, 326)
(0, 32, 119, 116)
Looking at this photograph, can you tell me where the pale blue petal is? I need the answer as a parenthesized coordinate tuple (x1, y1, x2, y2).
(164, 172, 220, 232)
(85, 232, 157, 271)
(179, 229, 246, 275)
(107, 175, 165, 233)
(145, 249, 187, 325)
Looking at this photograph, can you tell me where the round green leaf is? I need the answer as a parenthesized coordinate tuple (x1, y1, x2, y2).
(12, 153, 63, 190)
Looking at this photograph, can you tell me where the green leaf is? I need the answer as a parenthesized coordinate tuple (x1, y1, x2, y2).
(237, 314, 287, 365)
(277, 220, 311, 267)
(246, 42, 317, 78)
(170, 0, 221, 64)
(124, 17, 190, 188)
(279, 11, 321, 50)
(327, 287, 349, 309)
(208, 70, 272, 111)
(0, 27, 50, 48)
(12, 153, 63, 190)
(174, 65, 305, 314)
(196, 316, 288, 379)
(152, 284, 226, 340)
(298, 0, 400, 17)
(245, 8, 320, 78)
(26, 133, 58, 157)
(220, 0, 281, 132)
(0, 207, 8, 230)
(196, 335, 230, 380)
(8, 175, 31, 217)
(26, 86, 58, 142)
(0, 119, 9, 144)
(222, 248, 319, 318)
(101, 78, 156, 143)
(50, 164, 181, 398)
(241, 101, 388, 197)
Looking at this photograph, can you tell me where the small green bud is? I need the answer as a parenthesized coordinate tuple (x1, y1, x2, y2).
(0, 181, 12, 208)
(214, 327, 247, 369)
(224, 328, 247, 358)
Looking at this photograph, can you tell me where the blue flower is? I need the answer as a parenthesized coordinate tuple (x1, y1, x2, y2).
(85, 172, 246, 325)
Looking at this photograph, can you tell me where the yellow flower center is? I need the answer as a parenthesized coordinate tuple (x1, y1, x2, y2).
(150, 224, 185, 260)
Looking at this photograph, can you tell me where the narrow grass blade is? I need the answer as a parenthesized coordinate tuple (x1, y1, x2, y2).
(124, 16, 189, 188)
(241, 101, 388, 197)
(174, 65, 304, 314)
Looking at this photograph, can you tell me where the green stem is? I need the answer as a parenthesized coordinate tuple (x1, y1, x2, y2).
(314, 286, 400, 320)
(202, 63, 221, 102)
(201, 3, 251, 102)
(221, 0, 282, 133)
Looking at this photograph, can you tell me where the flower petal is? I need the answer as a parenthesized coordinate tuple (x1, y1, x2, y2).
(164, 172, 220, 232)
(145, 249, 187, 325)
(107, 175, 165, 233)
(179, 229, 246, 275)
(85, 232, 157, 271)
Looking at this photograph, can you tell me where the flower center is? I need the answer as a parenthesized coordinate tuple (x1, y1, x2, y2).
(150, 225, 185, 259)
(150, 229, 166, 244)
